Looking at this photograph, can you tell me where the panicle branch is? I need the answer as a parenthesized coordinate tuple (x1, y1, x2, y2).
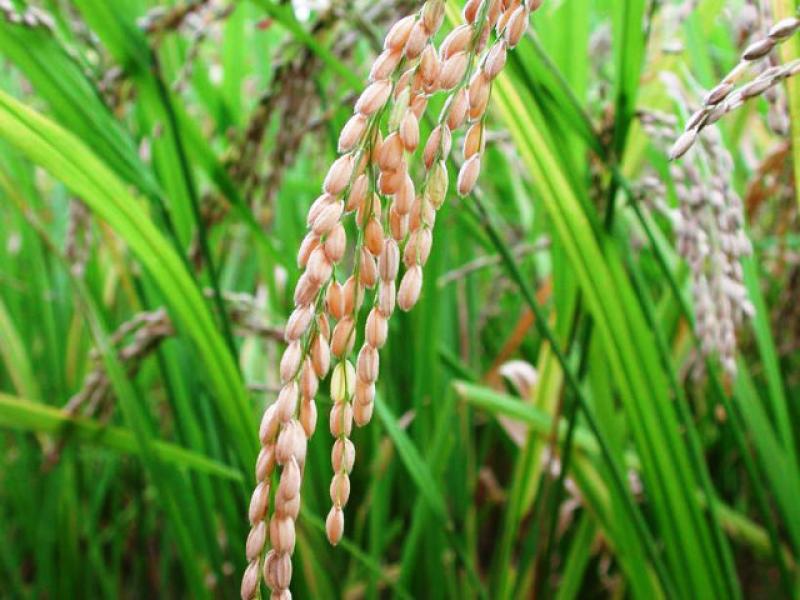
(670, 16, 800, 159)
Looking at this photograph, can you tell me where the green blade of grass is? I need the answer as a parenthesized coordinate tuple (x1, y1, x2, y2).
(0, 295, 40, 400)
(490, 61, 730, 597)
(0, 393, 242, 481)
(0, 19, 160, 197)
(0, 91, 257, 470)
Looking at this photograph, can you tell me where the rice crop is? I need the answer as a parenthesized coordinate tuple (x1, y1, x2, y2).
(0, 0, 799, 598)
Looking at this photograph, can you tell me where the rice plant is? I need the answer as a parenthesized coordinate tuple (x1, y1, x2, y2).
(0, 0, 799, 598)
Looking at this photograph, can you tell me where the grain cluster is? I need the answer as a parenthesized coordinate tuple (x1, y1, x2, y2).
(240, 1, 543, 598)
(670, 16, 800, 159)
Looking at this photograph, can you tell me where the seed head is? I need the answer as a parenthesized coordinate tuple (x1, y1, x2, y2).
(296, 232, 319, 268)
(410, 196, 436, 230)
(326, 506, 344, 545)
(505, 6, 529, 47)
(441, 24, 472, 59)
(469, 71, 491, 119)
(704, 82, 734, 106)
(464, 122, 484, 158)
(359, 248, 379, 288)
(329, 472, 351, 506)
(370, 48, 402, 82)
(769, 16, 800, 40)
(279, 341, 302, 383)
(404, 228, 433, 267)
(355, 378, 376, 407)
(356, 192, 382, 227)
(300, 358, 318, 399)
(398, 266, 423, 311)
(323, 155, 355, 196)
(248, 481, 270, 526)
(446, 88, 470, 130)
(339, 113, 367, 152)
(293, 272, 319, 307)
(240, 561, 260, 600)
(405, 20, 430, 59)
(299, 397, 318, 437)
(484, 41, 508, 78)
(329, 402, 353, 437)
(343, 276, 365, 314)
(439, 51, 469, 90)
(245, 521, 267, 562)
(284, 304, 313, 341)
(323, 223, 347, 263)
(463, 0, 481, 24)
(385, 14, 416, 51)
(331, 360, 357, 404)
(353, 400, 375, 427)
(379, 166, 405, 195)
(278, 456, 302, 499)
(424, 125, 452, 167)
(742, 37, 775, 60)
(331, 316, 356, 358)
(276, 381, 299, 423)
(269, 516, 296, 554)
(347, 173, 368, 212)
(355, 79, 392, 115)
(259, 405, 280, 445)
(428, 161, 449, 208)
(255, 444, 275, 481)
(399, 111, 420, 152)
(365, 217, 384, 256)
(271, 552, 293, 591)
(389, 204, 409, 241)
(366, 308, 389, 348)
(312, 200, 344, 236)
(311, 334, 331, 378)
(378, 131, 405, 172)
(378, 239, 400, 281)
(669, 129, 698, 160)
(378, 280, 397, 316)
(422, 0, 445, 33)
(394, 173, 415, 214)
(411, 93, 428, 118)
(419, 45, 441, 89)
(356, 343, 380, 383)
(331, 438, 356, 473)
(457, 155, 482, 196)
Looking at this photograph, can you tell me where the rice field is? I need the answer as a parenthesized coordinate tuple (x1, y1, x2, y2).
(0, 0, 799, 598)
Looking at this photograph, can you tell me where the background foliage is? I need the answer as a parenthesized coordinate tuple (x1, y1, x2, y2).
(0, 0, 798, 598)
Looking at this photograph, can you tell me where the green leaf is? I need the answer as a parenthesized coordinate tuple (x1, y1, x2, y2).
(0, 90, 257, 470)
(490, 51, 731, 600)
(374, 397, 448, 523)
(0, 19, 160, 197)
(0, 393, 241, 481)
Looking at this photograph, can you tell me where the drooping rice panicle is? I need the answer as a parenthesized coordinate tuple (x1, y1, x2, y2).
(670, 16, 800, 159)
(242, 1, 545, 596)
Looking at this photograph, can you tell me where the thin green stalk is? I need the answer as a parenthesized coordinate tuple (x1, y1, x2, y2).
(534, 391, 581, 600)
(623, 246, 742, 599)
(150, 50, 239, 363)
(4, 197, 213, 597)
(467, 195, 678, 598)
(713, 372, 795, 589)
(619, 173, 793, 595)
